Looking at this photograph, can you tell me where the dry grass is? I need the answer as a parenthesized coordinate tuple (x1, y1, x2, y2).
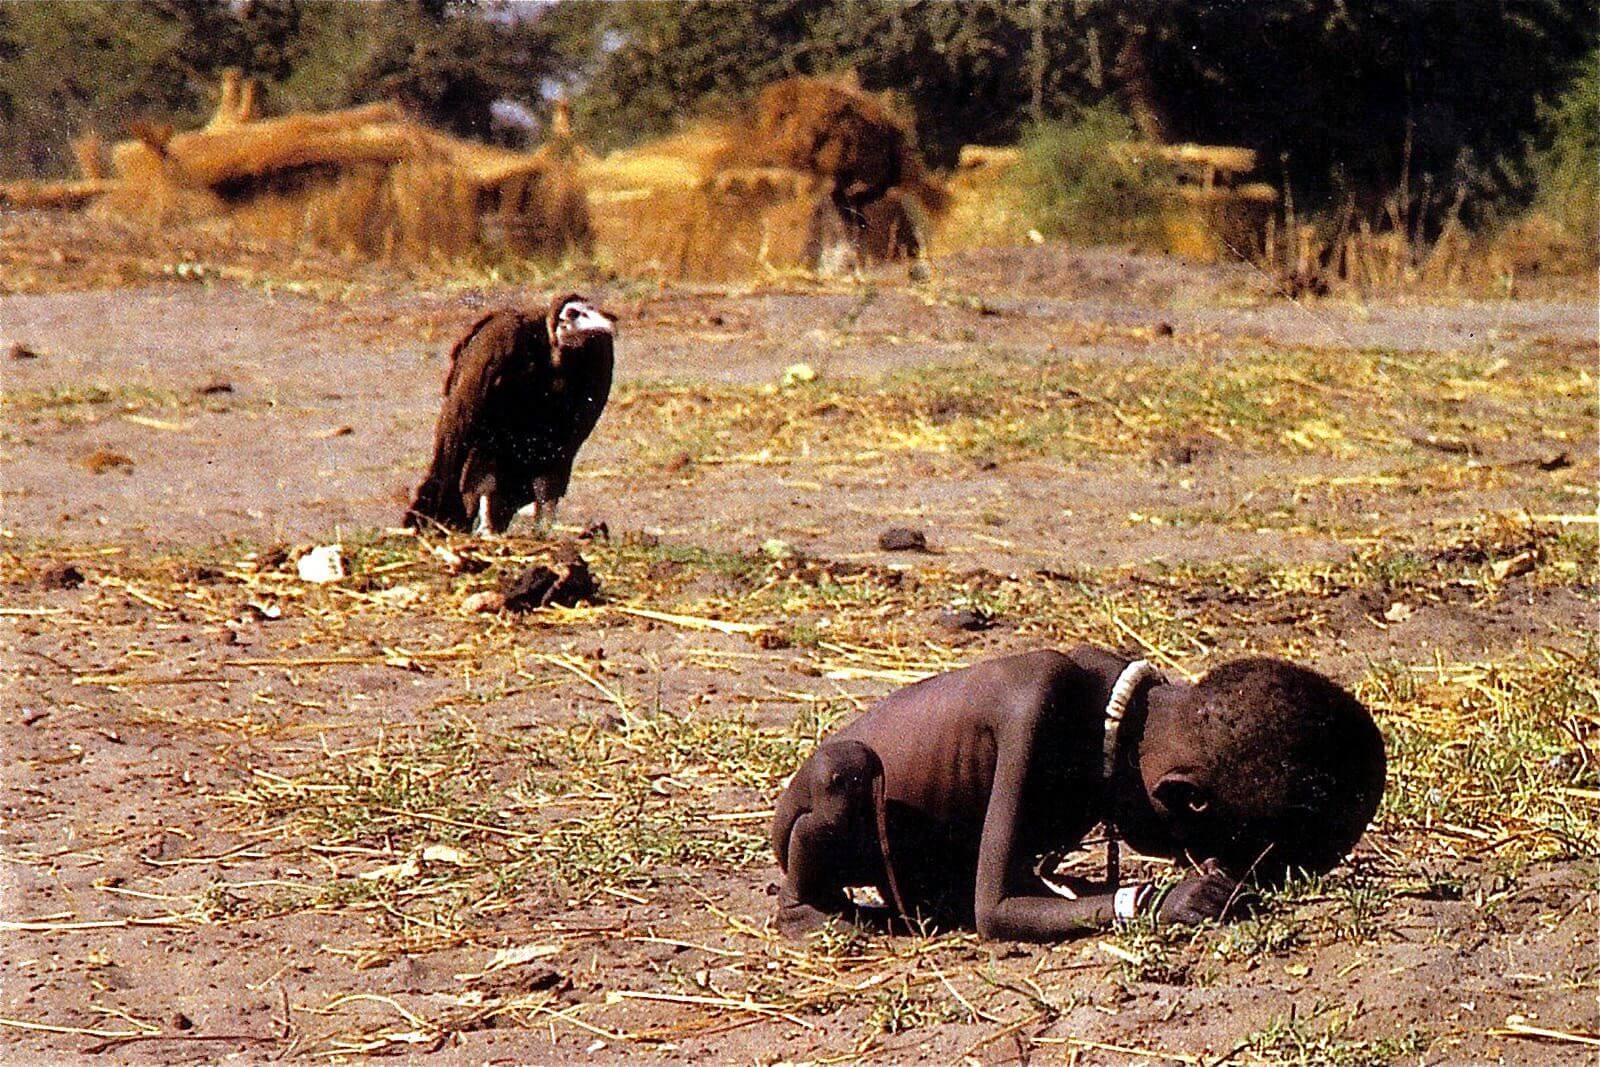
(602, 343, 1594, 475)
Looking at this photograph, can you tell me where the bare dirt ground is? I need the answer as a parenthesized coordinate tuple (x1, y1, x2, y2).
(2, 213, 1596, 1064)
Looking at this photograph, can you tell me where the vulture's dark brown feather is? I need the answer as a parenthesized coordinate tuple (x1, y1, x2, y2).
(405, 293, 614, 534)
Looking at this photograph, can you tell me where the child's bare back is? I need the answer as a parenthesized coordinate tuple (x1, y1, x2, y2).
(770, 646, 1385, 941)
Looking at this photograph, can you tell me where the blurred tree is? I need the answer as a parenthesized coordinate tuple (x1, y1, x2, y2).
(342, 0, 502, 138)
(1070, 0, 1598, 222)
(1528, 48, 1599, 236)
(558, 0, 1101, 163)
(0, 1, 209, 175)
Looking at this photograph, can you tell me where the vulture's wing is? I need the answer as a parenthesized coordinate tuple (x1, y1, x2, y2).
(409, 311, 545, 528)
(442, 311, 500, 397)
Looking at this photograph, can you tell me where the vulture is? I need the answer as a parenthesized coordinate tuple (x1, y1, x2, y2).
(405, 293, 614, 535)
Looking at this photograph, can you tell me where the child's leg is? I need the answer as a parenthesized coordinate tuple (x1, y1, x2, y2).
(772, 740, 892, 934)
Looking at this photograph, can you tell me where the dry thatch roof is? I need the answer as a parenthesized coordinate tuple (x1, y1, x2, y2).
(64, 72, 592, 264)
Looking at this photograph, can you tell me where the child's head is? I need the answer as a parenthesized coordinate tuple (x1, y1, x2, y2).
(1137, 658, 1386, 882)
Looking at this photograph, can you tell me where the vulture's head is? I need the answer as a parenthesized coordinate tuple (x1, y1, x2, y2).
(548, 293, 614, 366)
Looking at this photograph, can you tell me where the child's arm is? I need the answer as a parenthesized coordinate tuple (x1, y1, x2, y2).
(969, 662, 1241, 941)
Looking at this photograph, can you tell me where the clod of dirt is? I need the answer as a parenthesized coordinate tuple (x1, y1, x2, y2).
(878, 527, 929, 552)
(1155, 321, 1175, 337)
(170, 1012, 193, 1031)
(935, 607, 992, 632)
(82, 448, 134, 475)
(498, 550, 597, 611)
(174, 562, 225, 584)
(20, 708, 49, 726)
(663, 451, 693, 473)
(195, 380, 233, 395)
(1536, 451, 1571, 471)
(579, 520, 610, 541)
(7, 341, 39, 360)
(247, 546, 291, 572)
(755, 628, 792, 650)
(1152, 431, 1216, 467)
(38, 562, 85, 589)
(461, 590, 507, 614)
(1275, 268, 1329, 299)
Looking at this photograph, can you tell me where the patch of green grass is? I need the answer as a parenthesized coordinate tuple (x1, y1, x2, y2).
(1364, 651, 1600, 868)
(607, 345, 1594, 475)
(1244, 1001, 1429, 1066)
(864, 981, 962, 1034)
(1015, 104, 1171, 246)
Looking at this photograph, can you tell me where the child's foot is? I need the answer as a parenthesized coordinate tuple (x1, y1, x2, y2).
(776, 903, 835, 938)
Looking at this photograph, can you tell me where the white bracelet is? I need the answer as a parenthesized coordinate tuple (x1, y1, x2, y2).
(1113, 884, 1145, 922)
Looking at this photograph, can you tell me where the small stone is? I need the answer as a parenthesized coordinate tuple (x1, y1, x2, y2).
(295, 544, 345, 584)
(170, 1012, 193, 1031)
(7, 341, 38, 360)
(195, 380, 233, 395)
(780, 363, 817, 388)
(1383, 602, 1414, 623)
(1155, 321, 1175, 337)
(878, 527, 929, 552)
(935, 607, 992, 632)
(578, 520, 610, 541)
(461, 590, 507, 614)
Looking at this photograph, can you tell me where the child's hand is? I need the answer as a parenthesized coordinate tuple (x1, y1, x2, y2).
(1155, 860, 1249, 924)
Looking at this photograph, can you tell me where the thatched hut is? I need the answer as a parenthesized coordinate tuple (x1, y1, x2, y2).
(580, 76, 947, 280)
(92, 73, 590, 263)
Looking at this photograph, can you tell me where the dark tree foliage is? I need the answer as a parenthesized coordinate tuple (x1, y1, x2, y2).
(342, 0, 585, 141)
(0, 6, 18, 124)
(343, 0, 500, 138)
(564, 0, 1596, 218)
(561, 0, 1104, 164)
(1082, 0, 1599, 220)
(557, 0, 831, 150)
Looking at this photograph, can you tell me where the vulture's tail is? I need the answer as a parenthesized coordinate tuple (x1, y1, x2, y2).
(404, 467, 470, 532)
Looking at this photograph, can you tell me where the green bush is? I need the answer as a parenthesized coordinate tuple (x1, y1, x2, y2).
(1531, 51, 1599, 239)
(1015, 104, 1171, 246)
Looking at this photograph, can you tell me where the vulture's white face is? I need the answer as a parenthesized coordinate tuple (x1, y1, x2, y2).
(553, 298, 614, 350)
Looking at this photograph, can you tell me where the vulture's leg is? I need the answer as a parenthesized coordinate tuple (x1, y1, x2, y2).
(532, 499, 560, 534)
(472, 495, 496, 539)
